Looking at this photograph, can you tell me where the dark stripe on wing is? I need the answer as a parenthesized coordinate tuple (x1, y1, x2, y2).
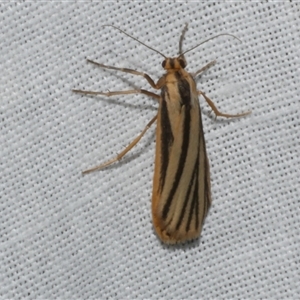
(175, 72, 191, 106)
(186, 157, 199, 232)
(175, 155, 198, 230)
(204, 155, 210, 219)
(195, 185, 199, 230)
(159, 86, 174, 192)
(199, 109, 211, 222)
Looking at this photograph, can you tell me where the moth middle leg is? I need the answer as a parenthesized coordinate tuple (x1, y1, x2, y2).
(73, 88, 160, 101)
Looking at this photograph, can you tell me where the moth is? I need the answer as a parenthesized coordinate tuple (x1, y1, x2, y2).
(73, 24, 250, 244)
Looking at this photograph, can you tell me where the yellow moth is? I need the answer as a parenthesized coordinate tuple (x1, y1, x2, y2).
(73, 24, 250, 244)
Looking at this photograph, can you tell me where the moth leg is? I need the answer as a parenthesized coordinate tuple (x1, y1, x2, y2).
(82, 114, 158, 174)
(86, 59, 159, 90)
(192, 60, 216, 77)
(199, 91, 251, 118)
(73, 88, 160, 101)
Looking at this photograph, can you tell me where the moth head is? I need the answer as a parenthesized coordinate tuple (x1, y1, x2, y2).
(162, 56, 187, 70)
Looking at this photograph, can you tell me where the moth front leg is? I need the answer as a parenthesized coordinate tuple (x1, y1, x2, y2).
(86, 59, 161, 90)
(192, 60, 216, 78)
(199, 91, 251, 118)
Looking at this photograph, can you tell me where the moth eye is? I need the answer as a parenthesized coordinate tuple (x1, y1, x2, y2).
(179, 59, 186, 68)
(162, 60, 166, 68)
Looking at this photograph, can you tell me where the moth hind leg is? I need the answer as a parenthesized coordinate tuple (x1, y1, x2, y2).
(82, 114, 157, 174)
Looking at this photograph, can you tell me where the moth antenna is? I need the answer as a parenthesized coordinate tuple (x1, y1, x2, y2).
(179, 23, 189, 55)
(181, 33, 242, 56)
(103, 25, 167, 58)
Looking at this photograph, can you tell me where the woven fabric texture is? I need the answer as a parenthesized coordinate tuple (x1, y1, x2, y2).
(1, 3, 299, 299)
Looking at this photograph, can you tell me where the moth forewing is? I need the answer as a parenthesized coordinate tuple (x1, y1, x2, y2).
(152, 67, 211, 244)
(74, 24, 250, 244)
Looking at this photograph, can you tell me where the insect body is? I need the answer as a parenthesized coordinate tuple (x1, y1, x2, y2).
(151, 56, 211, 243)
(73, 25, 250, 244)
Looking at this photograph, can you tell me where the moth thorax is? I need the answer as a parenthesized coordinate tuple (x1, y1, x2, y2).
(162, 57, 186, 70)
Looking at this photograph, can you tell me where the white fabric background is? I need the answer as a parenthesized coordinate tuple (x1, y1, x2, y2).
(1, 3, 299, 299)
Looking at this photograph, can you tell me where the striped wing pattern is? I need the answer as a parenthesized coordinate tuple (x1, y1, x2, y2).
(152, 70, 211, 244)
